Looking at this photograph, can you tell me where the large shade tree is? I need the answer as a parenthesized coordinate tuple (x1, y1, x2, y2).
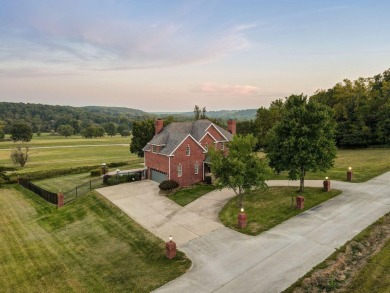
(10, 122, 33, 142)
(130, 119, 155, 157)
(266, 94, 337, 192)
(209, 134, 271, 207)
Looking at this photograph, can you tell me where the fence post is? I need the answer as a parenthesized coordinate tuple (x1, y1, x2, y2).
(57, 191, 64, 208)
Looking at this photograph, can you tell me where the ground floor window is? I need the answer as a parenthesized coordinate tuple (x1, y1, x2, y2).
(178, 164, 182, 177)
(194, 161, 199, 174)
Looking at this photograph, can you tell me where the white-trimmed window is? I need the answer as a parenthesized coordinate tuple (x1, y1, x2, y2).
(204, 143, 208, 151)
(152, 145, 157, 153)
(221, 142, 225, 150)
(178, 164, 182, 177)
(194, 161, 199, 174)
(186, 145, 190, 156)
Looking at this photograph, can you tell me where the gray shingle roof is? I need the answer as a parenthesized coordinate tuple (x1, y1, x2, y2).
(143, 119, 233, 156)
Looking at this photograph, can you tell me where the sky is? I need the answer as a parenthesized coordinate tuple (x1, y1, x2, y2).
(1, 0, 389, 112)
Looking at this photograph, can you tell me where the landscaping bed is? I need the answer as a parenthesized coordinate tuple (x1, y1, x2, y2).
(219, 187, 341, 235)
(285, 212, 390, 293)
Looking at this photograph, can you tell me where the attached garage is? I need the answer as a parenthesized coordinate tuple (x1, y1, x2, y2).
(150, 169, 168, 183)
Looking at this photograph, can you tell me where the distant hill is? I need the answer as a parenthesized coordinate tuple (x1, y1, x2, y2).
(153, 109, 257, 120)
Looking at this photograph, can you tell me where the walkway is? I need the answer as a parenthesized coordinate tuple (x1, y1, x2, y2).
(155, 173, 390, 292)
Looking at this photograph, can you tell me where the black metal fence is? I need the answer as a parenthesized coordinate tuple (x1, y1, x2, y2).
(19, 178, 58, 205)
(63, 177, 104, 204)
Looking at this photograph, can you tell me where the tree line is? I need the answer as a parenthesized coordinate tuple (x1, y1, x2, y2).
(237, 68, 390, 148)
(0, 102, 150, 138)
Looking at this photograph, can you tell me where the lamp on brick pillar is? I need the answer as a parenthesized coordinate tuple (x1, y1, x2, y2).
(238, 207, 247, 228)
(116, 169, 120, 182)
(166, 235, 177, 259)
(323, 176, 331, 192)
(347, 167, 353, 181)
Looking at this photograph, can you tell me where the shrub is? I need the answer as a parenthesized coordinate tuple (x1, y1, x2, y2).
(159, 180, 179, 191)
(103, 175, 111, 185)
(121, 130, 130, 137)
(90, 169, 101, 177)
(107, 162, 127, 168)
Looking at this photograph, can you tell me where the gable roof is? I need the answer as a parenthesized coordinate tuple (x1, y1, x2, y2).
(143, 119, 233, 156)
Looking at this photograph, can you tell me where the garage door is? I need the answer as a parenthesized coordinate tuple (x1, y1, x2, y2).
(151, 169, 168, 183)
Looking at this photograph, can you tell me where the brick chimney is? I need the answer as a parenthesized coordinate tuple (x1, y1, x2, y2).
(155, 119, 164, 135)
(227, 119, 236, 135)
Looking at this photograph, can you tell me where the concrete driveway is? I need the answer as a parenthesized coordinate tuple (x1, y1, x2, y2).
(96, 180, 225, 246)
(155, 173, 390, 293)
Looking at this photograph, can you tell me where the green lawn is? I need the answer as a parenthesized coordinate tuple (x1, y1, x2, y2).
(168, 184, 216, 206)
(219, 187, 341, 235)
(33, 163, 144, 193)
(0, 185, 190, 292)
(268, 148, 390, 182)
(0, 133, 131, 149)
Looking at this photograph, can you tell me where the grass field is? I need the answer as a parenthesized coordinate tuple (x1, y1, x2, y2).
(167, 184, 216, 206)
(0, 133, 137, 175)
(0, 185, 190, 292)
(268, 148, 390, 182)
(219, 187, 341, 235)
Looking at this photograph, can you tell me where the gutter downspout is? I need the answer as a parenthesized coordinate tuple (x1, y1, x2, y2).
(169, 156, 171, 180)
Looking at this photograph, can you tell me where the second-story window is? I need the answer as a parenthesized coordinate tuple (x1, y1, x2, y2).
(221, 142, 225, 150)
(178, 164, 182, 177)
(204, 143, 208, 152)
(152, 145, 157, 153)
(186, 145, 190, 156)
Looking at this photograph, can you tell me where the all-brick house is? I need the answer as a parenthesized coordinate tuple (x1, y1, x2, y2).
(143, 119, 236, 186)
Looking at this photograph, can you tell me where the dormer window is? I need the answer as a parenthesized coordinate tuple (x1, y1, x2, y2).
(152, 145, 157, 153)
(185, 145, 190, 156)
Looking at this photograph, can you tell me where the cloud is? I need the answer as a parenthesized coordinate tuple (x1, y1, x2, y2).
(0, 1, 257, 75)
(196, 82, 259, 96)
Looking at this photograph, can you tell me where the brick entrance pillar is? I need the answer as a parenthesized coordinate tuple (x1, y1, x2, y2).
(166, 236, 177, 259)
(296, 196, 304, 210)
(323, 178, 331, 192)
(347, 167, 353, 181)
(238, 208, 247, 228)
(57, 192, 64, 208)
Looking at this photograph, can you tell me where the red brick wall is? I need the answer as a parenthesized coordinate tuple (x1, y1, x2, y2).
(170, 136, 205, 186)
(145, 151, 169, 178)
(207, 125, 226, 141)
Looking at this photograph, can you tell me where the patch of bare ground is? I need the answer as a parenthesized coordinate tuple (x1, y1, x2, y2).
(287, 213, 390, 293)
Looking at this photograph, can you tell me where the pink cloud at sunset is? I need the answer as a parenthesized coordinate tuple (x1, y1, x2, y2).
(197, 83, 259, 96)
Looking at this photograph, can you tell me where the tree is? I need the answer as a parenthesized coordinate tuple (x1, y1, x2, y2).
(194, 105, 207, 120)
(130, 120, 155, 157)
(209, 134, 271, 207)
(266, 94, 337, 192)
(0, 120, 5, 140)
(10, 122, 33, 142)
(10, 144, 30, 167)
(57, 124, 74, 137)
(105, 122, 118, 137)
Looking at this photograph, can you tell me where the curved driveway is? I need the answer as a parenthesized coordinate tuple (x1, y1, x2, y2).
(98, 174, 390, 293)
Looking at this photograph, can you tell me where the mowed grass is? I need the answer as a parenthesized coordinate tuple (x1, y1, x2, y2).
(0, 186, 190, 292)
(33, 163, 144, 193)
(0, 133, 131, 149)
(168, 184, 216, 206)
(0, 145, 138, 174)
(268, 148, 390, 182)
(219, 187, 341, 235)
(344, 238, 390, 293)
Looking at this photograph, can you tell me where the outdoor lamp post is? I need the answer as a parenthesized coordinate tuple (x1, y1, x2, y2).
(101, 163, 107, 175)
(323, 176, 330, 192)
(166, 235, 176, 259)
(238, 207, 247, 228)
(347, 166, 353, 181)
(116, 169, 120, 182)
